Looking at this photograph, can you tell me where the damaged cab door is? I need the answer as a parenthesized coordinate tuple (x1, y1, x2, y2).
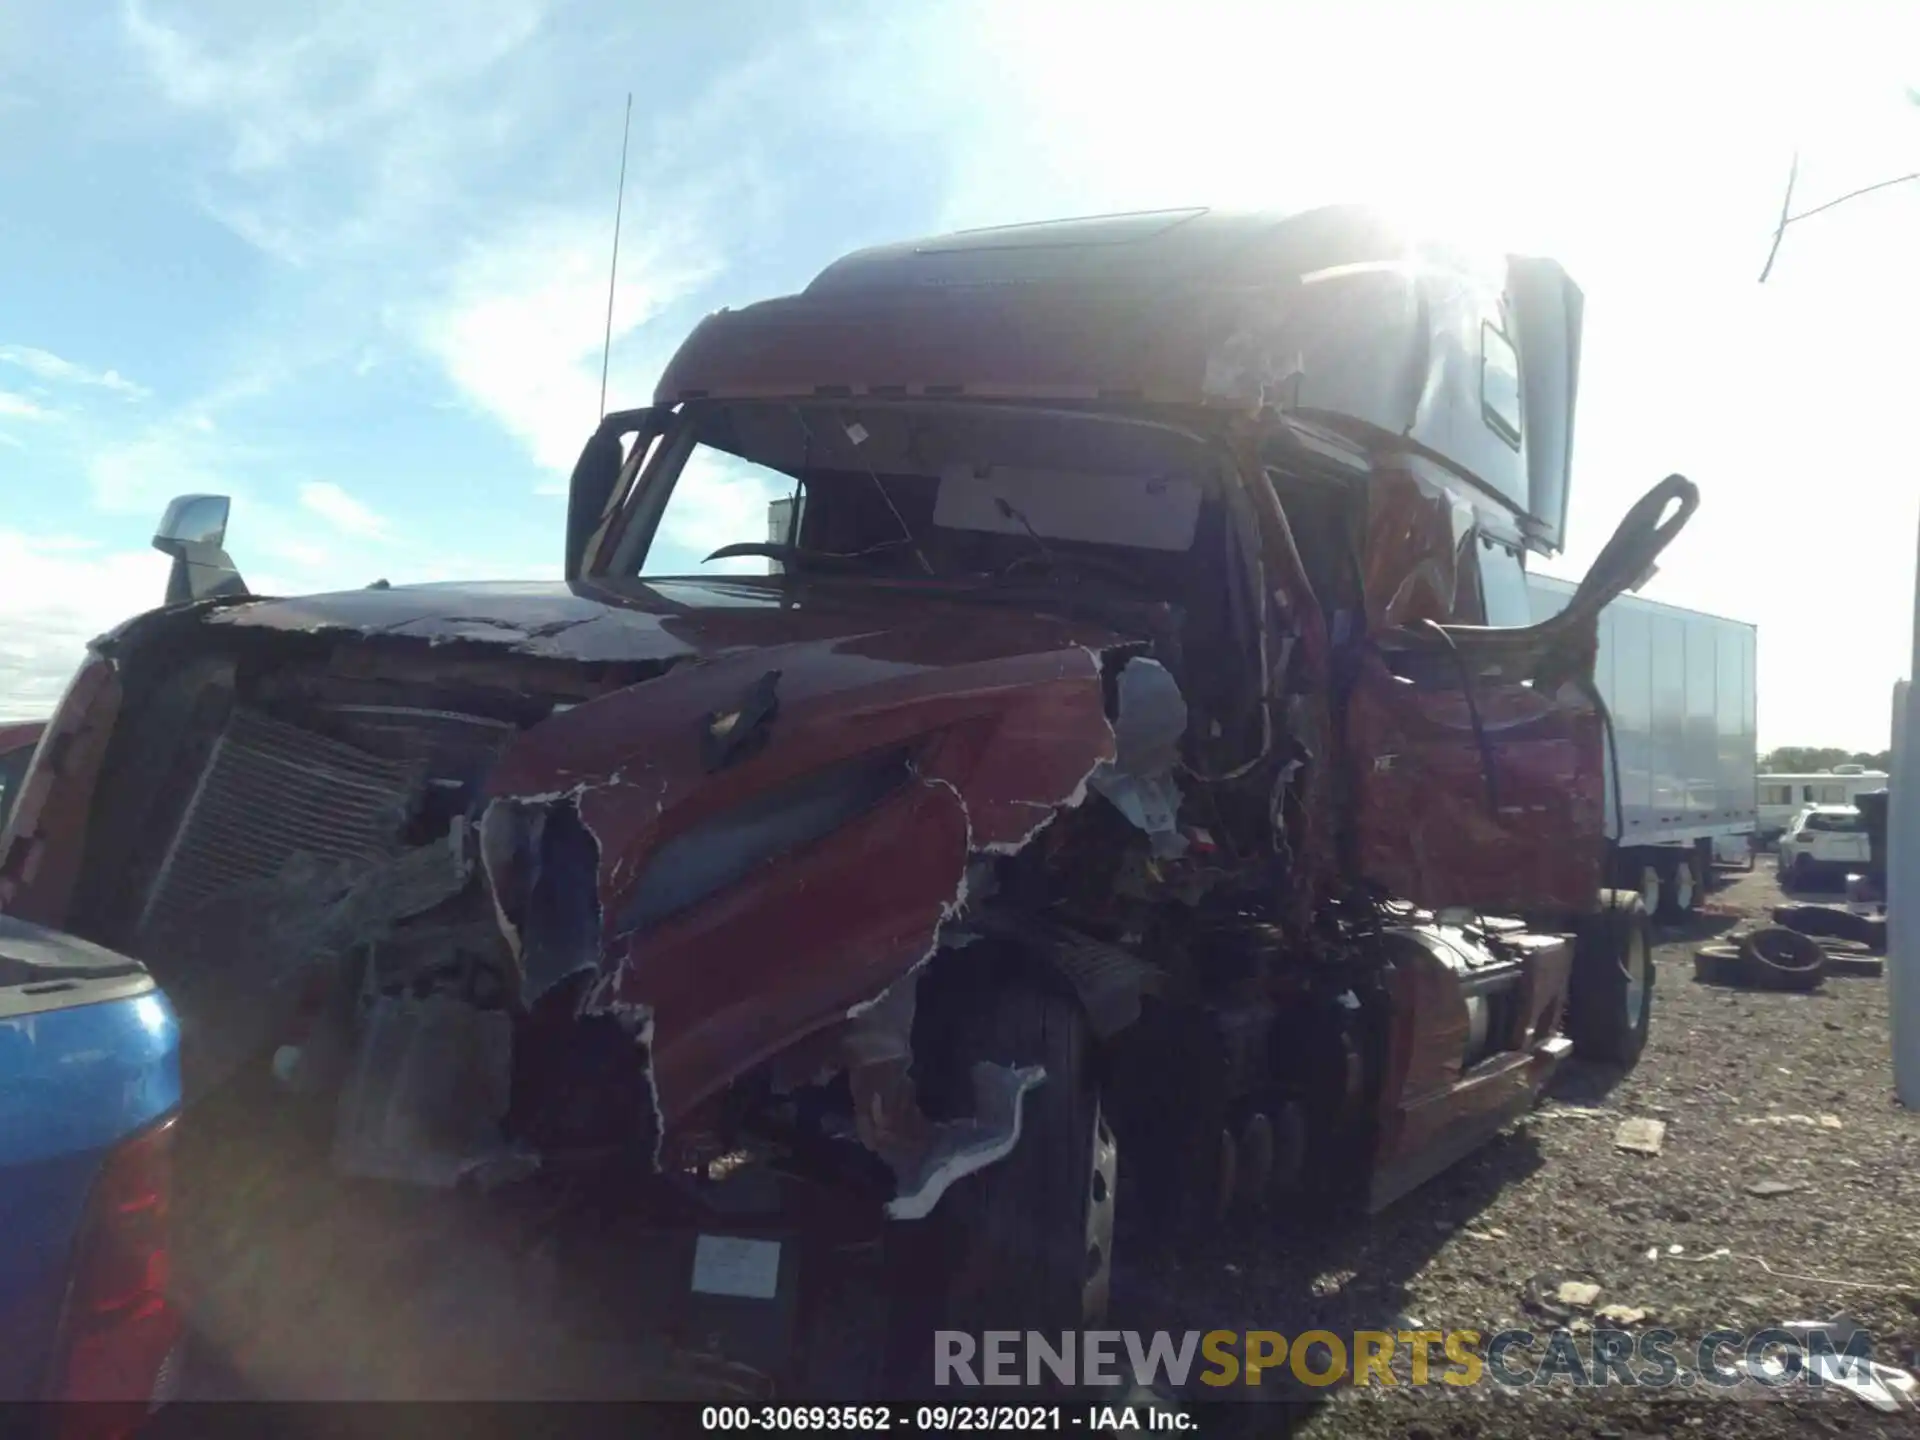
(1344, 473, 1698, 917)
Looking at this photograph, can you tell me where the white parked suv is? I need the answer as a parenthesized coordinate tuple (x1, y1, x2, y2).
(1777, 805, 1871, 887)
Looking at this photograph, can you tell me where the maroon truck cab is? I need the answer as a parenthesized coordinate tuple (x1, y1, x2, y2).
(2, 207, 1692, 1394)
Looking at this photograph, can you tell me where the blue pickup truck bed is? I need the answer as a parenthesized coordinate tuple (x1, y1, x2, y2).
(0, 914, 181, 1408)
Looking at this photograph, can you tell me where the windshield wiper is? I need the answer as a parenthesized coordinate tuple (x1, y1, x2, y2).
(703, 542, 868, 571)
(834, 410, 934, 576)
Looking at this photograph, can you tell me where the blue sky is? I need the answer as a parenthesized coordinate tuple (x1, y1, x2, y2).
(2, 0, 1917, 750)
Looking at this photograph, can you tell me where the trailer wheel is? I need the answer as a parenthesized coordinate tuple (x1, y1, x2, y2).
(938, 987, 1115, 1339)
(1567, 890, 1654, 1067)
(1659, 853, 1701, 920)
(1634, 862, 1663, 920)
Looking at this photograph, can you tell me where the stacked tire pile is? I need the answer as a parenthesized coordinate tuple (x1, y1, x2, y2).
(1693, 927, 1830, 992)
(1693, 900, 1887, 993)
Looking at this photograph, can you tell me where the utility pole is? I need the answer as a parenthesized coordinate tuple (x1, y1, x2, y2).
(1892, 528, 1919, 1107)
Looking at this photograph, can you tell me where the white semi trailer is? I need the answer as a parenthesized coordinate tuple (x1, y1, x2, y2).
(1528, 575, 1758, 919)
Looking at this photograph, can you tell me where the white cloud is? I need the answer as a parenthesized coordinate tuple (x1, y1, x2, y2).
(0, 344, 147, 399)
(0, 391, 48, 420)
(120, 0, 546, 266)
(298, 481, 387, 539)
(81, 420, 383, 588)
(653, 450, 794, 575)
(414, 207, 718, 475)
(77, 365, 294, 520)
(87, 421, 251, 518)
(0, 532, 170, 722)
(121, 0, 543, 173)
(113, 4, 820, 498)
(251, 535, 335, 573)
(0, 513, 428, 721)
(0, 506, 559, 724)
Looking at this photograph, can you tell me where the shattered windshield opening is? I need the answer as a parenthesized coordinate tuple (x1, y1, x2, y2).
(622, 401, 1220, 601)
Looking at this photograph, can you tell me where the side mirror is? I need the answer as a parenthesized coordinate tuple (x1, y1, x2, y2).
(155, 494, 230, 550)
(153, 493, 249, 605)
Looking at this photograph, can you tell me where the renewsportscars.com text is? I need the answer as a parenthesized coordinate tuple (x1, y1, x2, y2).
(934, 1327, 1886, 1393)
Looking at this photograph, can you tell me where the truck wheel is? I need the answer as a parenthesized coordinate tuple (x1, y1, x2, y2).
(1659, 853, 1700, 920)
(1567, 891, 1654, 1067)
(940, 988, 1115, 1337)
(1635, 862, 1663, 919)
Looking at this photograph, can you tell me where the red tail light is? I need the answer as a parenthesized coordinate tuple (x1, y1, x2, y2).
(48, 1115, 183, 1438)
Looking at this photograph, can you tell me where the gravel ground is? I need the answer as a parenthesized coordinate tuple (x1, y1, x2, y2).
(1112, 860, 1920, 1438)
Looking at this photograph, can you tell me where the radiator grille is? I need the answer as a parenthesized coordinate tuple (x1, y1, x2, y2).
(139, 708, 423, 939)
(312, 704, 518, 774)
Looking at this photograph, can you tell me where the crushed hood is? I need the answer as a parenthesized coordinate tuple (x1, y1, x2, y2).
(386, 579, 1146, 1137)
(182, 575, 1162, 1150)
(196, 574, 1137, 673)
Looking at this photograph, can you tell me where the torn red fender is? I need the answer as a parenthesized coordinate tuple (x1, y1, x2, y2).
(483, 620, 1121, 1140)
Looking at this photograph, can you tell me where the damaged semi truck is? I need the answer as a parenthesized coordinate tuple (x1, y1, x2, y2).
(0, 206, 1695, 1396)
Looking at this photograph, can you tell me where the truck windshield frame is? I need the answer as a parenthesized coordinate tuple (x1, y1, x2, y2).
(598, 398, 1237, 587)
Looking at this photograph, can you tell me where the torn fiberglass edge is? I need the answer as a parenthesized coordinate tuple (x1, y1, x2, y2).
(1087, 658, 1189, 861)
(883, 1065, 1047, 1221)
(468, 641, 1189, 1215)
(828, 649, 1202, 1216)
(477, 798, 606, 1010)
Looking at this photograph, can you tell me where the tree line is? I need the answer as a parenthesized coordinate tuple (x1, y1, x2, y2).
(1760, 747, 1893, 773)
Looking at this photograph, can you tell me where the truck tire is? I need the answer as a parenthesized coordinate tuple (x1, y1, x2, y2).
(1632, 861, 1662, 920)
(1567, 891, 1654, 1067)
(1736, 926, 1827, 992)
(1771, 903, 1885, 951)
(1659, 852, 1701, 920)
(1693, 942, 1744, 986)
(940, 988, 1115, 1338)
